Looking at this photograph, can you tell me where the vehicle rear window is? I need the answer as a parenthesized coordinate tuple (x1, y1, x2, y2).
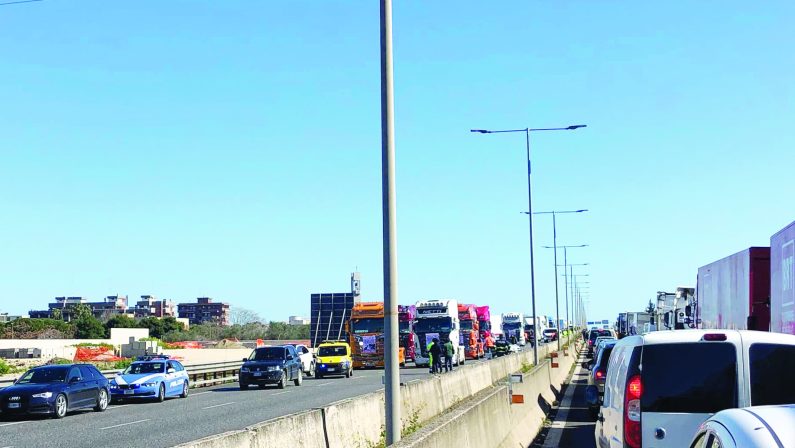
(641, 343, 737, 413)
(749, 343, 795, 406)
(597, 346, 614, 370)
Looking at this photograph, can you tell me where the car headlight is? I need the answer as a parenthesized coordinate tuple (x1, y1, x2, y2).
(240, 367, 250, 373)
(32, 392, 53, 399)
(141, 382, 158, 387)
(267, 366, 280, 372)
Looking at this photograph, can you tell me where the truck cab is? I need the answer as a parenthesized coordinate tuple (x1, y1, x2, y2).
(398, 305, 419, 362)
(458, 303, 484, 359)
(349, 302, 405, 369)
(413, 299, 465, 367)
(501, 312, 526, 346)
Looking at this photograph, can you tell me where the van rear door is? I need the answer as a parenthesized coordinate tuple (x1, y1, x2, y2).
(640, 342, 739, 447)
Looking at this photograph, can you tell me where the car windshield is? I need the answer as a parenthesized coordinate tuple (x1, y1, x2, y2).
(503, 322, 521, 331)
(398, 321, 410, 334)
(749, 343, 795, 406)
(250, 347, 286, 361)
(124, 362, 165, 374)
(544, 329, 557, 334)
(460, 320, 473, 331)
(318, 346, 347, 357)
(479, 321, 491, 331)
(414, 317, 452, 333)
(597, 346, 614, 370)
(352, 318, 384, 334)
(16, 367, 68, 384)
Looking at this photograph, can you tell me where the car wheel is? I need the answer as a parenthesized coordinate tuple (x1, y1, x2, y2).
(94, 388, 109, 412)
(294, 369, 302, 386)
(54, 393, 67, 419)
(156, 383, 165, 402)
(277, 372, 286, 389)
(345, 368, 351, 378)
(180, 381, 189, 398)
(239, 382, 248, 390)
(308, 362, 315, 377)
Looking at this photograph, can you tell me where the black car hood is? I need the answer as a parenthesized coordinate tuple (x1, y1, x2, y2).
(244, 360, 285, 368)
(0, 383, 60, 396)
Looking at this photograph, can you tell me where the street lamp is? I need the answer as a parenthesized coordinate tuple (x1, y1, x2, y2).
(530, 209, 587, 350)
(471, 124, 586, 364)
(568, 272, 590, 327)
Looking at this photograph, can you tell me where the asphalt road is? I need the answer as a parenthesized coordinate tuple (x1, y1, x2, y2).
(0, 362, 481, 448)
(530, 348, 596, 448)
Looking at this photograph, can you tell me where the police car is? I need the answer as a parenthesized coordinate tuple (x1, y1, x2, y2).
(109, 355, 190, 402)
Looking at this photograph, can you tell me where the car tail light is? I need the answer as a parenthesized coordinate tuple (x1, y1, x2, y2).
(702, 333, 727, 341)
(595, 369, 604, 380)
(588, 340, 594, 346)
(624, 374, 642, 448)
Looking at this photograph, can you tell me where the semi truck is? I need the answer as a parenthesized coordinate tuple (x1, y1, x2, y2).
(398, 305, 419, 362)
(501, 312, 526, 346)
(349, 302, 405, 369)
(458, 303, 484, 359)
(771, 221, 795, 335)
(697, 247, 770, 331)
(413, 299, 465, 367)
(475, 305, 492, 341)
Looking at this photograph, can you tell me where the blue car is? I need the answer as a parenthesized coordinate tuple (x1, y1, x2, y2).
(109, 357, 189, 402)
(0, 364, 110, 419)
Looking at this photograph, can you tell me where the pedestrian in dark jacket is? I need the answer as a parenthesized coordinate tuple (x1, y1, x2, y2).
(443, 338, 454, 372)
(429, 338, 442, 374)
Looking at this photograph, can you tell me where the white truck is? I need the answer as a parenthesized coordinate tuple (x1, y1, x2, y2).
(501, 312, 526, 346)
(413, 299, 465, 367)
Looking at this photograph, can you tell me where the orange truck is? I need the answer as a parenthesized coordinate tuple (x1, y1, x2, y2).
(349, 302, 405, 369)
(458, 303, 484, 359)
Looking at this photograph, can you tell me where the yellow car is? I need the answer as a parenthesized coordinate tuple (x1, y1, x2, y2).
(315, 341, 353, 379)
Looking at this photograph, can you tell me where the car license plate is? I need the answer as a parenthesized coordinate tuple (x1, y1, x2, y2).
(365, 362, 374, 367)
(327, 368, 336, 372)
(8, 403, 20, 409)
(124, 390, 135, 395)
(253, 372, 262, 377)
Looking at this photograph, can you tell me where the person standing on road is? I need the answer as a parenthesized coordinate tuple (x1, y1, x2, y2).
(426, 340, 434, 373)
(430, 338, 442, 374)
(443, 338, 454, 372)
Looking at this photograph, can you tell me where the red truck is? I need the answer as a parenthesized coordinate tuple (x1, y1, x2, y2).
(458, 304, 484, 359)
(697, 247, 770, 331)
(476, 306, 492, 340)
(771, 221, 795, 335)
(398, 305, 418, 362)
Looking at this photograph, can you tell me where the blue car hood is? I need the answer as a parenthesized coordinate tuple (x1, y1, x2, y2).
(1, 383, 60, 395)
(114, 372, 164, 386)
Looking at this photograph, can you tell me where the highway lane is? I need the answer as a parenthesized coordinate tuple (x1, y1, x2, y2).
(0, 362, 480, 448)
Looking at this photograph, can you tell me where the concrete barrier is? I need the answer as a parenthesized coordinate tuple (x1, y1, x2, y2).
(174, 409, 327, 448)
(323, 392, 385, 448)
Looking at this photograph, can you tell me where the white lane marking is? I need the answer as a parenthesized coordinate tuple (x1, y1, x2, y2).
(542, 352, 584, 448)
(272, 391, 291, 396)
(190, 391, 212, 397)
(313, 382, 333, 387)
(107, 404, 130, 411)
(201, 402, 235, 410)
(0, 421, 31, 427)
(100, 419, 150, 430)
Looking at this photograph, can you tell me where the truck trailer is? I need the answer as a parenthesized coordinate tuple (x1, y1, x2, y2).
(771, 221, 795, 335)
(697, 247, 770, 331)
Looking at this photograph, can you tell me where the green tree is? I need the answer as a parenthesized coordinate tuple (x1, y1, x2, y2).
(160, 317, 185, 334)
(138, 317, 166, 339)
(51, 308, 63, 321)
(105, 314, 138, 331)
(71, 303, 93, 321)
(645, 300, 656, 315)
(75, 316, 107, 339)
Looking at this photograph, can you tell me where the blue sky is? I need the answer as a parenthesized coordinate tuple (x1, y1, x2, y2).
(1, 1, 793, 323)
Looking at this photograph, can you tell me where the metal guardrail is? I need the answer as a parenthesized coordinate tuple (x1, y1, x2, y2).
(0, 360, 243, 389)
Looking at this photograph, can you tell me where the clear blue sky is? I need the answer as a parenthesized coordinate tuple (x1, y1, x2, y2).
(1, 1, 793, 323)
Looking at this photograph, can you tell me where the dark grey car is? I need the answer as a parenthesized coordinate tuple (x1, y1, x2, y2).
(239, 345, 303, 390)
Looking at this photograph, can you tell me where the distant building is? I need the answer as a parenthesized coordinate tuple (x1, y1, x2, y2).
(288, 316, 310, 325)
(130, 295, 176, 318)
(178, 297, 230, 326)
(29, 295, 129, 321)
(0, 313, 22, 323)
(310, 272, 361, 347)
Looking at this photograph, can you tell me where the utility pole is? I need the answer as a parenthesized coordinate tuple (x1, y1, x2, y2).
(380, 0, 400, 445)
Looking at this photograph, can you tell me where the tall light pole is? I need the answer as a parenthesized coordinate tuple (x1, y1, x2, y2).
(380, 0, 400, 444)
(471, 124, 586, 363)
(556, 258, 588, 332)
(568, 272, 590, 327)
(533, 208, 587, 350)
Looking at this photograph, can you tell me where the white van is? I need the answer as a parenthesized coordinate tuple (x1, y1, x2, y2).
(594, 330, 795, 448)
